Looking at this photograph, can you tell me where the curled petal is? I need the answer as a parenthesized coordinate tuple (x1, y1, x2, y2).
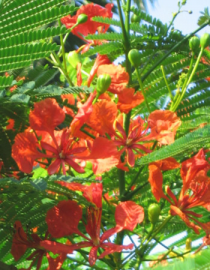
(155, 157, 180, 171)
(148, 164, 165, 202)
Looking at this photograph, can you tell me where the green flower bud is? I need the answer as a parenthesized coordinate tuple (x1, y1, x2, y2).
(200, 33, 210, 49)
(97, 74, 111, 95)
(189, 36, 200, 53)
(131, 14, 141, 23)
(128, 49, 141, 67)
(77, 14, 88, 25)
(185, 238, 192, 251)
(67, 51, 81, 69)
(148, 203, 161, 224)
(182, 0, 187, 5)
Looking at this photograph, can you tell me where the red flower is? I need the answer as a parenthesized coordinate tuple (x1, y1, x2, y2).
(42, 184, 144, 266)
(117, 87, 144, 113)
(148, 110, 181, 145)
(11, 221, 66, 270)
(180, 148, 210, 195)
(56, 182, 103, 208)
(149, 150, 210, 234)
(86, 99, 118, 136)
(113, 116, 152, 167)
(41, 128, 87, 175)
(61, 3, 113, 38)
(12, 131, 46, 173)
(148, 158, 180, 202)
(85, 137, 121, 174)
(97, 64, 129, 94)
(29, 98, 65, 138)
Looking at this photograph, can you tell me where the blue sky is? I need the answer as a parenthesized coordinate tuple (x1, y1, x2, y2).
(147, 0, 210, 36)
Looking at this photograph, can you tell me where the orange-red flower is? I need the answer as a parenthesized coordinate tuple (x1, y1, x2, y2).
(29, 98, 65, 138)
(97, 64, 129, 94)
(42, 183, 144, 266)
(117, 87, 144, 113)
(86, 99, 118, 136)
(148, 110, 181, 145)
(148, 157, 180, 202)
(148, 150, 210, 234)
(61, 3, 113, 38)
(113, 116, 152, 166)
(12, 131, 46, 173)
(11, 221, 66, 270)
(41, 128, 87, 175)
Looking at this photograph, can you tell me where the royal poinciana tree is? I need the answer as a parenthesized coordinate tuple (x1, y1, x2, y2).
(0, 0, 210, 269)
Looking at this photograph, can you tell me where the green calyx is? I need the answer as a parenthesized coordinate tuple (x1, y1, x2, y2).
(148, 203, 161, 224)
(128, 49, 141, 67)
(97, 74, 111, 95)
(189, 36, 200, 53)
(200, 33, 210, 49)
(77, 14, 88, 25)
(67, 51, 81, 69)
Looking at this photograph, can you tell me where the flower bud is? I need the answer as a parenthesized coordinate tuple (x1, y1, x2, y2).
(128, 49, 141, 67)
(67, 51, 81, 69)
(200, 33, 210, 49)
(189, 36, 200, 53)
(131, 14, 141, 23)
(182, 0, 187, 5)
(148, 203, 161, 224)
(97, 74, 111, 95)
(77, 14, 88, 25)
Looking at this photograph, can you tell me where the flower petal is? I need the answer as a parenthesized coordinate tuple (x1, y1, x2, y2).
(115, 201, 144, 231)
(46, 200, 82, 238)
(99, 242, 133, 259)
(148, 164, 165, 202)
(89, 246, 99, 266)
(29, 98, 65, 135)
(170, 205, 201, 234)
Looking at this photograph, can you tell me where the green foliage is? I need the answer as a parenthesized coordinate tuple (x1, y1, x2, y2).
(138, 124, 210, 165)
(198, 7, 210, 26)
(0, 1, 210, 270)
